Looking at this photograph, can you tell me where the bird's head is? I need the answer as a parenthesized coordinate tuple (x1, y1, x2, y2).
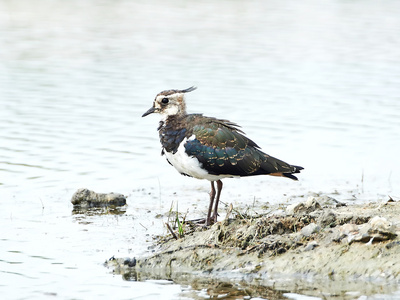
(142, 86, 197, 119)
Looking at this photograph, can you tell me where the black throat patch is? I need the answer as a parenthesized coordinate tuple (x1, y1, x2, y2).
(158, 116, 188, 154)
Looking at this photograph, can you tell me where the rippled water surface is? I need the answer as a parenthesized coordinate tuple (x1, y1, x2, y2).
(1, 0, 400, 299)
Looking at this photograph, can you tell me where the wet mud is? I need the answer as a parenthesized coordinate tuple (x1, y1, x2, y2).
(106, 195, 400, 299)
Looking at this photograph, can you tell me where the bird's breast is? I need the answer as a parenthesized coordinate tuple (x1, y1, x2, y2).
(163, 137, 233, 181)
(159, 126, 187, 154)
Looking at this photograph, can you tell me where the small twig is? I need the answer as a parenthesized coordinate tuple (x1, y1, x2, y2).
(223, 204, 233, 225)
(139, 223, 148, 230)
(165, 222, 178, 240)
(39, 198, 44, 210)
(182, 209, 189, 224)
(225, 204, 233, 220)
(167, 201, 174, 227)
(219, 200, 228, 208)
(233, 206, 246, 219)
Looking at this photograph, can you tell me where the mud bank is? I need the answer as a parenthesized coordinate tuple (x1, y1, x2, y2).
(106, 195, 400, 298)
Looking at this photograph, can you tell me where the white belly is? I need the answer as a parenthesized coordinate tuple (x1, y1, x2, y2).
(163, 137, 235, 181)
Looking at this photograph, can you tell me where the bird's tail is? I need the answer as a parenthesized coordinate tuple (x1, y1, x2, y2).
(282, 165, 304, 180)
(260, 154, 304, 180)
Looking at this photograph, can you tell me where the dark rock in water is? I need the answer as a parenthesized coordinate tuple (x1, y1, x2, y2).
(71, 188, 126, 208)
(123, 257, 137, 267)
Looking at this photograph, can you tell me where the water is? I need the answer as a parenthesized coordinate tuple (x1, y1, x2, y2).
(1, 0, 400, 299)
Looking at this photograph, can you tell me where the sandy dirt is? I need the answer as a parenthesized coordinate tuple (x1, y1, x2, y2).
(106, 195, 400, 299)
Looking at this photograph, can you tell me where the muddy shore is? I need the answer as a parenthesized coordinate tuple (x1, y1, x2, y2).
(106, 195, 400, 298)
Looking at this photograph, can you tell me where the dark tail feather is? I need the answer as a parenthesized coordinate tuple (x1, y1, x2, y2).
(292, 165, 304, 173)
(283, 165, 304, 180)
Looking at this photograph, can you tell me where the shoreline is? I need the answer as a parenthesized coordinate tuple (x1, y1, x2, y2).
(106, 195, 400, 298)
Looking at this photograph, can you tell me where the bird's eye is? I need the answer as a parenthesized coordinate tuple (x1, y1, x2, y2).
(161, 97, 169, 104)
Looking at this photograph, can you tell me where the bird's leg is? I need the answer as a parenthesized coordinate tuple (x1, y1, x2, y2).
(211, 180, 223, 224)
(206, 181, 216, 226)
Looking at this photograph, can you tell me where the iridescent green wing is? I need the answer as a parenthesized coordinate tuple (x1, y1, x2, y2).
(184, 116, 301, 178)
(183, 117, 264, 175)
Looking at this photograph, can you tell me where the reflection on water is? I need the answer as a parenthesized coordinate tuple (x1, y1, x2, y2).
(120, 271, 287, 299)
(121, 270, 400, 300)
(1, 0, 400, 299)
(72, 206, 127, 217)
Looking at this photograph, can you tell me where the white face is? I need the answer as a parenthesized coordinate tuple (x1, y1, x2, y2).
(142, 87, 196, 120)
(153, 92, 186, 119)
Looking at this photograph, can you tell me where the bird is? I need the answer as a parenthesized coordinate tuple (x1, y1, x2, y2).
(142, 86, 303, 225)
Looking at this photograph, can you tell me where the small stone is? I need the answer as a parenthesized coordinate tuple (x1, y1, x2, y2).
(277, 247, 286, 254)
(386, 241, 400, 249)
(301, 223, 321, 237)
(305, 197, 322, 212)
(337, 224, 361, 243)
(369, 216, 392, 232)
(339, 223, 359, 236)
(304, 241, 319, 251)
(317, 210, 337, 227)
(286, 197, 321, 215)
(71, 188, 126, 207)
(351, 216, 397, 243)
(286, 202, 305, 215)
(311, 195, 344, 207)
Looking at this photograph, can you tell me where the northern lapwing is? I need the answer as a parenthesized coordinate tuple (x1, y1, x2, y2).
(142, 87, 303, 225)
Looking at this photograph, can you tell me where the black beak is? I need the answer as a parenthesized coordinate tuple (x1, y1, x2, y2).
(142, 106, 156, 117)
